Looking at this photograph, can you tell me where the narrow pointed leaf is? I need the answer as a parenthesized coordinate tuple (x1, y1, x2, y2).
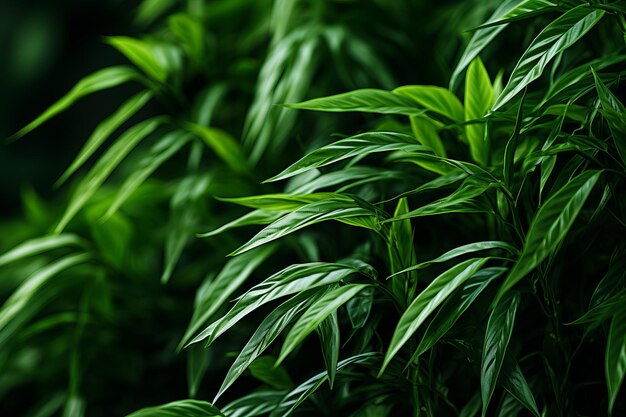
(180, 245, 276, 349)
(497, 170, 600, 298)
(108, 37, 169, 82)
(230, 197, 380, 256)
(606, 309, 626, 414)
(191, 262, 373, 346)
(215, 294, 314, 401)
(493, 6, 605, 110)
(56, 90, 153, 187)
(284, 89, 426, 115)
(0, 234, 85, 267)
(267, 132, 432, 182)
(501, 354, 540, 417)
(391, 242, 516, 278)
(13, 66, 138, 138)
(413, 267, 505, 358)
(481, 292, 520, 416)
(317, 311, 340, 388)
(277, 284, 368, 365)
(125, 400, 223, 417)
(380, 258, 488, 374)
(55, 117, 165, 232)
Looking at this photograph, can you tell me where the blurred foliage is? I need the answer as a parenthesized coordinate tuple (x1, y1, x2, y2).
(1, 1, 625, 417)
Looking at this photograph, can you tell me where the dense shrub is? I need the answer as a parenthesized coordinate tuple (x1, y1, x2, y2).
(1, 1, 625, 416)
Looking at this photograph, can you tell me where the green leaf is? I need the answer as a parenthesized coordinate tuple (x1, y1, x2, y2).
(465, 57, 494, 165)
(346, 286, 374, 329)
(198, 209, 285, 238)
(501, 354, 540, 417)
(273, 352, 380, 416)
(12, 66, 138, 138)
(183, 122, 249, 173)
(413, 267, 505, 358)
(126, 400, 223, 417)
(180, 245, 276, 350)
(409, 115, 446, 157)
(481, 292, 520, 416)
(0, 253, 91, 334)
(107, 36, 170, 83)
(449, 0, 518, 91)
(384, 176, 495, 222)
(56, 90, 153, 187)
(218, 192, 340, 211)
(284, 89, 426, 115)
(592, 69, 626, 166)
(497, 170, 600, 298)
(267, 132, 432, 183)
(55, 117, 165, 232)
(135, 0, 177, 27)
(277, 284, 368, 365)
(248, 356, 293, 390)
(606, 310, 626, 415)
(493, 6, 605, 110)
(0, 234, 85, 267)
(317, 311, 340, 388)
(190, 262, 373, 346)
(215, 294, 314, 401)
(230, 196, 381, 256)
(391, 242, 515, 278)
(221, 390, 286, 417)
(168, 14, 205, 66)
(394, 85, 464, 122)
(380, 258, 488, 375)
(473, 0, 558, 29)
(104, 131, 191, 219)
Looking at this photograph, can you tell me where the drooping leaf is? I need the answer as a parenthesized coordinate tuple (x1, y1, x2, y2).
(104, 130, 191, 219)
(215, 294, 315, 401)
(180, 245, 276, 349)
(384, 176, 495, 222)
(168, 14, 205, 66)
(413, 267, 505, 358)
(221, 390, 287, 417)
(12, 66, 139, 138)
(277, 284, 369, 365)
(501, 354, 540, 417)
(481, 292, 520, 416)
(198, 210, 286, 238)
(592, 69, 626, 166)
(284, 89, 426, 115)
(272, 352, 380, 417)
(493, 6, 605, 110)
(230, 196, 381, 256)
(606, 308, 626, 414)
(390, 242, 516, 278)
(56, 90, 153, 187)
(497, 170, 601, 298)
(55, 117, 165, 232)
(465, 57, 494, 165)
(267, 132, 433, 183)
(218, 192, 340, 211)
(317, 311, 340, 388)
(0, 253, 91, 334)
(125, 400, 224, 417)
(190, 262, 374, 346)
(380, 258, 488, 374)
(0, 234, 85, 267)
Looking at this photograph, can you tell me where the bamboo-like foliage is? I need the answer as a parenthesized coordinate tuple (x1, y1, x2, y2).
(1, 1, 625, 416)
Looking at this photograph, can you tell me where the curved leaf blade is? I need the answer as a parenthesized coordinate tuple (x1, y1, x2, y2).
(380, 258, 488, 375)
